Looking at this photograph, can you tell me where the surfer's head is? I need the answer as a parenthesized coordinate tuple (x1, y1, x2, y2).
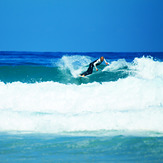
(100, 56, 104, 62)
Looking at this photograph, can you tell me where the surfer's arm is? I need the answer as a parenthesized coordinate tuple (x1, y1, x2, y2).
(104, 58, 109, 65)
(94, 64, 98, 71)
(93, 59, 100, 71)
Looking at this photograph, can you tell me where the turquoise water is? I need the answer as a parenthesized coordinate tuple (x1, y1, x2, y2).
(1, 134, 163, 162)
(0, 65, 129, 84)
(0, 51, 163, 162)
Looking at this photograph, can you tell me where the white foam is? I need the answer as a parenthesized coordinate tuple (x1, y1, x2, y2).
(132, 56, 163, 79)
(0, 57, 163, 135)
(57, 55, 92, 77)
(0, 77, 163, 134)
(103, 56, 163, 80)
(103, 59, 130, 72)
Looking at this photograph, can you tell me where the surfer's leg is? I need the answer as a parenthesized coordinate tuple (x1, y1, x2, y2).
(87, 63, 94, 74)
(80, 63, 93, 76)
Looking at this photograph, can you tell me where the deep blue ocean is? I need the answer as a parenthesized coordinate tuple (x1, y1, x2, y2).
(0, 51, 163, 162)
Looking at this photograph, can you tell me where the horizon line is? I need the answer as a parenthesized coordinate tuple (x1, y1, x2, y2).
(0, 51, 163, 53)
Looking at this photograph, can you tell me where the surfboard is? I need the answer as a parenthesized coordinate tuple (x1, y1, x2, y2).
(79, 75, 89, 78)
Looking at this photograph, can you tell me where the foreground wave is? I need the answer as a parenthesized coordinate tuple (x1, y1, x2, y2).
(0, 55, 163, 136)
(0, 78, 163, 135)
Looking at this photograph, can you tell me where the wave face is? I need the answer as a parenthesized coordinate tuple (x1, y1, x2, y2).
(0, 55, 129, 84)
(0, 52, 163, 136)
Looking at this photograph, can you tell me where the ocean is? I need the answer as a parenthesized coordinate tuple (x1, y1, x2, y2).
(0, 51, 163, 162)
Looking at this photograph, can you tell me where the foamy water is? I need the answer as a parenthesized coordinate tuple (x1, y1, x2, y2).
(0, 56, 163, 135)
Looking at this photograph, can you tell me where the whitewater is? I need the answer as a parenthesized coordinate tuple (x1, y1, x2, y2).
(0, 53, 163, 135)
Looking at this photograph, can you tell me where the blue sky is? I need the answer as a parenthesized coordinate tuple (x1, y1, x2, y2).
(0, 0, 163, 52)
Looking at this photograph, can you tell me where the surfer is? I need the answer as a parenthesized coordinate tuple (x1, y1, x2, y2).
(79, 56, 109, 77)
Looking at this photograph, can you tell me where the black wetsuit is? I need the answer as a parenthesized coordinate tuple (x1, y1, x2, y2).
(80, 59, 104, 76)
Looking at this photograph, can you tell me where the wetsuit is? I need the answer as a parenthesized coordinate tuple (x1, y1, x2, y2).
(80, 58, 107, 76)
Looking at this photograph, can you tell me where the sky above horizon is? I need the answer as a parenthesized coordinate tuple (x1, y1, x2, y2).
(0, 0, 163, 52)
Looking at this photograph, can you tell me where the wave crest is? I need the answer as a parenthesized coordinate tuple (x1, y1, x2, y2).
(0, 73, 163, 134)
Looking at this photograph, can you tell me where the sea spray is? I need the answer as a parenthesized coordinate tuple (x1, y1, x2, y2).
(0, 75, 163, 134)
(0, 53, 163, 135)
